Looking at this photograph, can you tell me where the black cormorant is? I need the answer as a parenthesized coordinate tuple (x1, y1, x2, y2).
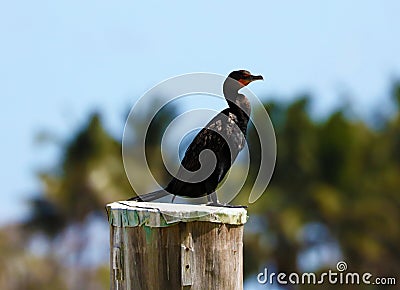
(128, 70, 263, 206)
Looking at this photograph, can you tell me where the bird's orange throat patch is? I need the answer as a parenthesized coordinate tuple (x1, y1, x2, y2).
(238, 79, 251, 86)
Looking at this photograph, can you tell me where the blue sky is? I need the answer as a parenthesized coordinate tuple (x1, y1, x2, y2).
(1, 0, 400, 224)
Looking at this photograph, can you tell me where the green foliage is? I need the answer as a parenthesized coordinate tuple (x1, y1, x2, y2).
(34, 112, 132, 227)
(7, 84, 400, 290)
(243, 86, 400, 289)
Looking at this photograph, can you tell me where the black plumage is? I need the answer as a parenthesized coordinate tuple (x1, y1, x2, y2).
(128, 70, 263, 205)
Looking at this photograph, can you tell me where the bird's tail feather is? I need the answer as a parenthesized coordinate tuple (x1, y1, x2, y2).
(127, 189, 170, 202)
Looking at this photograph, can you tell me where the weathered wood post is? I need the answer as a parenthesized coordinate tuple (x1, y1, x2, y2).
(106, 201, 248, 290)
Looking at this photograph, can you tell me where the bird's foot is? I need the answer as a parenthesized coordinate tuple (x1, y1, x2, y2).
(206, 202, 247, 209)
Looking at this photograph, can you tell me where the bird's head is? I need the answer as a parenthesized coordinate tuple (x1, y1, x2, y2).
(227, 70, 264, 87)
(223, 70, 263, 98)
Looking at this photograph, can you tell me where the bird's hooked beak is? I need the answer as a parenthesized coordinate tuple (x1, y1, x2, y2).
(238, 73, 264, 86)
(249, 74, 264, 81)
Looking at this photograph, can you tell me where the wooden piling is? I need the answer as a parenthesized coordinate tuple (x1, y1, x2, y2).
(106, 201, 248, 290)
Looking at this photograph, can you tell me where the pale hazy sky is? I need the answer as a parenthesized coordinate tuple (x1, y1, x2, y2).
(1, 0, 400, 224)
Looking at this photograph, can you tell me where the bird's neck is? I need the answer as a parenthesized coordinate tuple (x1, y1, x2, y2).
(223, 80, 251, 126)
(226, 95, 251, 116)
(225, 93, 251, 134)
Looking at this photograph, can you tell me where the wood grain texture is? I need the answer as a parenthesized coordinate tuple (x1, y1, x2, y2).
(110, 221, 244, 290)
(110, 226, 126, 290)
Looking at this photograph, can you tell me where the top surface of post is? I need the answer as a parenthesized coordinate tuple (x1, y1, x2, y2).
(106, 201, 248, 228)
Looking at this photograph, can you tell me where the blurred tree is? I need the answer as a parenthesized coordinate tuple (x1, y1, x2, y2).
(0, 225, 69, 290)
(243, 86, 400, 290)
(13, 84, 400, 290)
(20, 99, 178, 289)
(31, 112, 131, 229)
